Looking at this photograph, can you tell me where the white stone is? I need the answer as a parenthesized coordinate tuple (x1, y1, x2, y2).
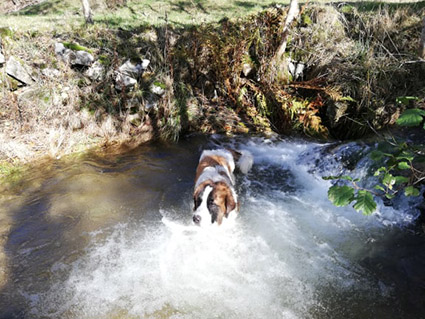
(42, 68, 61, 78)
(85, 61, 105, 80)
(6, 56, 34, 85)
(150, 82, 165, 96)
(141, 59, 150, 70)
(119, 59, 143, 77)
(115, 72, 137, 89)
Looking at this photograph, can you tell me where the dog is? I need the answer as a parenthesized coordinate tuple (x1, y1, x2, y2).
(192, 148, 253, 226)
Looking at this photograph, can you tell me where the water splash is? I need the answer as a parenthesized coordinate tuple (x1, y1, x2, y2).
(22, 137, 423, 318)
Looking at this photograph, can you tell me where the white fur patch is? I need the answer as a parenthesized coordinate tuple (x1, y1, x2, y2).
(200, 149, 235, 172)
(194, 185, 214, 226)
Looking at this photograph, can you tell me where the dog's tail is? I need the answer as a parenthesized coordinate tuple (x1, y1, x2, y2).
(236, 150, 254, 174)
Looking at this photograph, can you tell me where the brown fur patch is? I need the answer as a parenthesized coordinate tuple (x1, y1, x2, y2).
(210, 181, 236, 225)
(195, 155, 232, 182)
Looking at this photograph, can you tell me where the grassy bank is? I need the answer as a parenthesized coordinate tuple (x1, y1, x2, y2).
(0, 1, 424, 180)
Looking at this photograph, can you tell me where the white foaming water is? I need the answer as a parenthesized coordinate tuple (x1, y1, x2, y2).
(34, 138, 421, 318)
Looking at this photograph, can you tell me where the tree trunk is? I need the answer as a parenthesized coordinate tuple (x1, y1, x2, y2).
(275, 0, 299, 61)
(420, 17, 425, 59)
(81, 0, 93, 24)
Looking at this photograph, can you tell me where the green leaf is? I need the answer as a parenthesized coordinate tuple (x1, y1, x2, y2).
(322, 175, 340, 180)
(397, 161, 410, 170)
(396, 151, 415, 162)
(382, 173, 396, 189)
(396, 109, 425, 127)
(385, 193, 395, 199)
(394, 176, 409, 184)
(340, 96, 356, 102)
(322, 175, 353, 181)
(404, 186, 420, 197)
(353, 190, 377, 215)
(374, 167, 387, 176)
(328, 185, 355, 207)
(374, 185, 385, 192)
(396, 96, 420, 106)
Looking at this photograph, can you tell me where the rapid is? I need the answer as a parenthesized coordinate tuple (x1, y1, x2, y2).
(0, 135, 424, 319)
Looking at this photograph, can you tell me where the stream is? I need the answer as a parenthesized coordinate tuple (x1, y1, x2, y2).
(0, 134, 424, 318)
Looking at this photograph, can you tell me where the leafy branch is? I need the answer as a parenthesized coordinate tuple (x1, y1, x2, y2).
(324, 100, 425, 215)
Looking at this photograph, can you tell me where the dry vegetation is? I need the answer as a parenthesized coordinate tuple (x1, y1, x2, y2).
(0, 1, 424, 183)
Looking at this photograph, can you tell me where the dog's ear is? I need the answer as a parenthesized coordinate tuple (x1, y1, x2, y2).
(212, 182, 236, 225)
(224, 189, 236, 217)
(193, 180, 213, 210)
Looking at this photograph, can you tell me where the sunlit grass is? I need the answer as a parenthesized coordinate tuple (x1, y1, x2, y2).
(1, 0, 289, 31)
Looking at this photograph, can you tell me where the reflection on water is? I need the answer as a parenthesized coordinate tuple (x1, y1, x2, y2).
(0, 135, 424, 319)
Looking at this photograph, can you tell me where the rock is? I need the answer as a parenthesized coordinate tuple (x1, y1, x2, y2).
(42, 68, 61, 78)
(67, 50, 94, 66)
(5, 56, 34, 85)
(118, 59, 149, 77)
(118, 59, 143, 78)
(242, 63, 252, 77)
(115, 72, 137, 89)
(55, 42, 94, 67)
(85, 61, 105, 81)
(288, 59, 305, 81)
(114, 59, 149, 90)
(141, 59, 150, 70)
(55, 42, 66, 55)
(150, 82, 165, 96)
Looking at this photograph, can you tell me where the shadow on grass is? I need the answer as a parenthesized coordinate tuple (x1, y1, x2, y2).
(11, 0, 69, 16)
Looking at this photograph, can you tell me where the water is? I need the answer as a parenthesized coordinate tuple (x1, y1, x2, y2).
(0, 135, 424, 319)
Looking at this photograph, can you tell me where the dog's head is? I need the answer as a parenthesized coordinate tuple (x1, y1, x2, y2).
(193, 181, 236, 226)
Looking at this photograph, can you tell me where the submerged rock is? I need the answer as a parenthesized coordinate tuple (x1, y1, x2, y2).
(5, 56, 34, 85)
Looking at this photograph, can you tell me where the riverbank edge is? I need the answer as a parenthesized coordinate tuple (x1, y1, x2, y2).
(1, 1, 424, 184)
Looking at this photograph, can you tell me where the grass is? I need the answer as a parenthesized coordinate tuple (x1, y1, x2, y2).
(1, 0, 288, 31)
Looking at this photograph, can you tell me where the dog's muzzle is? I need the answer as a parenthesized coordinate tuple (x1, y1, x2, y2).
(193, 214, 201, 224)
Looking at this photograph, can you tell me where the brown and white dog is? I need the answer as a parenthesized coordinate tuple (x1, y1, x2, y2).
(192, 149, 253, 226)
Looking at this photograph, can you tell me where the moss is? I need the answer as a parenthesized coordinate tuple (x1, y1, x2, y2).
(62, 42, 93, 53)
(0, 27, 13, 38)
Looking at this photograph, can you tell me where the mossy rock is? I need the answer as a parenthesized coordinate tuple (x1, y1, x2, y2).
(62, 42, 93, 53)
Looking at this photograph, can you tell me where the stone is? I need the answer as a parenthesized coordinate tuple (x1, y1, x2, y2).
(114, 59, 150, 90)
(68, 50, 94, 66)
(85, 61, 105, 81)
(118, 59, 143, 78)
(150, 82, 165, 96)
(0, 53, 4, 65)
(115, 72, 137, 89)
(42, 68, 61, 78)
(55, 42, 94, 66)
(242, 63, 252, 77)
(141, 59, 150, 70)
(5, 56, 34, 85)
(288, 59, 305, 81)
(55, 42, 66, 55)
